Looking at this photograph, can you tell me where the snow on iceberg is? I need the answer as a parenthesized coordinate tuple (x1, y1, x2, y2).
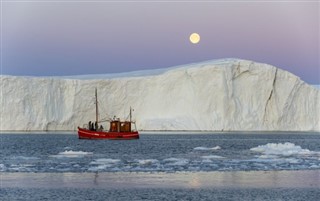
(250, 143, 318, 156)
(1, 59, 319, 131)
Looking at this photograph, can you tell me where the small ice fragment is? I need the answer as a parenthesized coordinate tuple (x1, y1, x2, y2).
(194, 146, 221, 151)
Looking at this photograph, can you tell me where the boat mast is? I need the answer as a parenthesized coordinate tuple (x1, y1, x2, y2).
(130, 106, 132, 123)
(95, 88, 98, 125)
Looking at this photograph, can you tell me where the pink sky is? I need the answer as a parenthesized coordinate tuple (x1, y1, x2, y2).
(1, 1, 319, 84)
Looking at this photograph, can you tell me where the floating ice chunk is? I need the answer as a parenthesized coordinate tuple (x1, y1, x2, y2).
(249, 157, 300, 164)
(201, 155, 225, 159)
(163, 158, 189, 166)
(137, 159, 159, 165)
(88, 165, 109, 171)
(90, 158, 121, 165)
(285, 158, 300, 164)
(51, 150, 93, 158)
(250, 143, 315, 156)
(73, 164, 81, 168)
(202, 159, 213, 163)
(0, 164, 6, 171)
(257, 155, 279, 159)
(194, 146, 221, 151)
(310, 164, 320, 168)
(11, 156, 40, 160)
(89, 158, 121, 171)
(8, 164, 36, 172)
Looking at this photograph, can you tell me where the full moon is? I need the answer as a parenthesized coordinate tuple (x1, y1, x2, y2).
(189, 33, 200, 44)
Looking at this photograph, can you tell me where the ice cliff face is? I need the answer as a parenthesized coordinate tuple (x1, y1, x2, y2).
(1, 59, 319, 131)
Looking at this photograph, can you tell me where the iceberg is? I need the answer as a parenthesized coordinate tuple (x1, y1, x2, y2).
(1, 59, 319, 131)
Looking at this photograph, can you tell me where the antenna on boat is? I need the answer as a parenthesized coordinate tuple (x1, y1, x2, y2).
(95, 88, 98, 125)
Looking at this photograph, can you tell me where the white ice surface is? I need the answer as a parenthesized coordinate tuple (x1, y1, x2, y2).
(194, 146, 221, 151)
(250, 142, 319, 156)
(1, 58, 319, 131)
(50, 150, 93, 158)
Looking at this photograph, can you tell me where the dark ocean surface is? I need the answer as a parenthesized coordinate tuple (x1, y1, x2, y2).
(1, 132, 319, 200)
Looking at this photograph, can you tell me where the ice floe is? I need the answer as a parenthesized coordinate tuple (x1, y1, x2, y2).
(137, 159, 159, 165)
(88, 158, 121, 171)
(193, 146, 221, 151)
(163, 158, 189, 166)
(250, 142, 318, 156)
(90, 158, 121, 165)
(11, 156, 40, 160)
(201, 155, 225, 159)
(248, 157, 301, 164)
(0, 164, 6, 171)
(50, 150, 93, 158)
(3, 142, 319, 173)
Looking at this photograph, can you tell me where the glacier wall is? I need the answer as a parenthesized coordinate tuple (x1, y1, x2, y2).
(1, 59, 319, 131)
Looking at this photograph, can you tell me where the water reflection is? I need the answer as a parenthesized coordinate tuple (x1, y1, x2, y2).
(1, 171, 319, 189)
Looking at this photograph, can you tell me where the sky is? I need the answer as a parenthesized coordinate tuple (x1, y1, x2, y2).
(1, 0, 319, 84)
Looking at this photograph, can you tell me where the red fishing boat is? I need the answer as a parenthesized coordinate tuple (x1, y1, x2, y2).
(77, 89, 139, 140)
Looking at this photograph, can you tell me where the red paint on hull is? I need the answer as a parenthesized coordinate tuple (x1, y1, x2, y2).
(78, 127, 139, 140)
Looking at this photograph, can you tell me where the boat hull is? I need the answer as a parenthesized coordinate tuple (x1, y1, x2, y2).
(77, 127, 139, 140)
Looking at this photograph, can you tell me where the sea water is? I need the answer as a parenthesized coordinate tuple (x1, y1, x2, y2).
(1, 132, 320, 200)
